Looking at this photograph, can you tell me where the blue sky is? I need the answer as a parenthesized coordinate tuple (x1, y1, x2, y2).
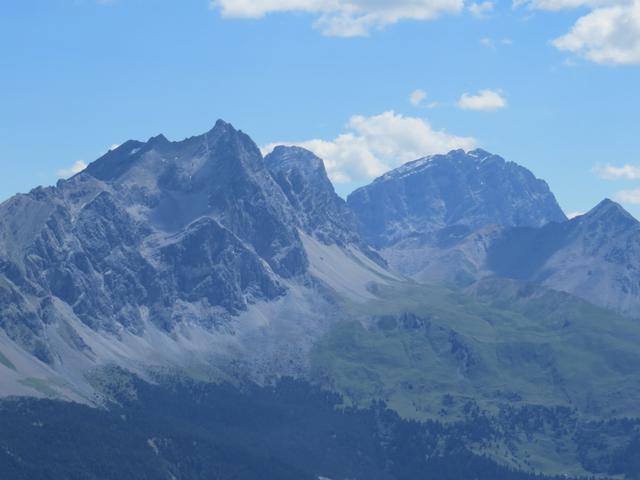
(1, 0, 640, 217)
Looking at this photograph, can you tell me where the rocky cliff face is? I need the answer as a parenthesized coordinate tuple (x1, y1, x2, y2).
(0, 122, 298, 352)
(265, 145, 384, 264)
(0, 122, 387, 399)
(347, 149, 567, 249)
(265, 146, 359, 246)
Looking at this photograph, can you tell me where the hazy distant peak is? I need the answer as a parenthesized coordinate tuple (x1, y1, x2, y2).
(348, 149, 566, 248)
(580, 198, 638, 227)
(374, 149, 508, 184)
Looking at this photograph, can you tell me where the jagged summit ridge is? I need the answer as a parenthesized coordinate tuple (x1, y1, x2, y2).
(377, 148, 498, 182)
(85, 119, 265, 184)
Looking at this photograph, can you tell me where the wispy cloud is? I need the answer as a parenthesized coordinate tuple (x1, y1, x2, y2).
(481, 37, 513, 48)
(480, 37, 494, 47)
(409, 89, 440, 108)
(457, 89, 507, 111)
(593, 163, 640, 206)
(410, 89, 428, 107)
(615, 187, 640, 204)
(593, 163, 640, 180)
(210, 0, 465, 37)
(263, 111, 476, 184)
(469, 1, 494, 17)
(57, 160, 87, 178)
(514, 1, 624, 12)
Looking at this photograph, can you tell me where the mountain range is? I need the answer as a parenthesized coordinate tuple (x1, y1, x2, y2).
(348, 148, 640, 319)
(1, 120, 640, 478)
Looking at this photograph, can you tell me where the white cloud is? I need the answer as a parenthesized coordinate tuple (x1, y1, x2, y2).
(211, 0, 465, 37)
(469, 1, 494, 17)
(409, 90, 441, 108)
(514, 0, 621, 11)
(615, 187, 640, 204)
(57, 161, 87, 178)
(410, 89, 428, 107)
(480, 37, 494, 47)
(594, 163, 640, 180)
(567, 211, 585, 218)
(552, 1, 640, 65)
(480, 37, 513, 48)
(457, 89, 507, 111)
(515, 0, 640, 65)
(109, 144, 120, 151)
(263, 111, 476, 183)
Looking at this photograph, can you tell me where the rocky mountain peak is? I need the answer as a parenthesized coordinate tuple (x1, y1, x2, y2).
(0, 121, 322, 362)
(84, 119, 265, 186)
(466, 148, 493, 160)
(347, 149, 567, 248)
(211, 118, 233, 131)
(265, 145, 326, 174)
(147, 133, 170, 146)
(580, 198, 638, 228)
(264, 145, 362, 246)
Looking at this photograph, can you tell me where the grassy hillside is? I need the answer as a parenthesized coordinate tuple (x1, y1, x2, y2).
(310, 278, 640, 475)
